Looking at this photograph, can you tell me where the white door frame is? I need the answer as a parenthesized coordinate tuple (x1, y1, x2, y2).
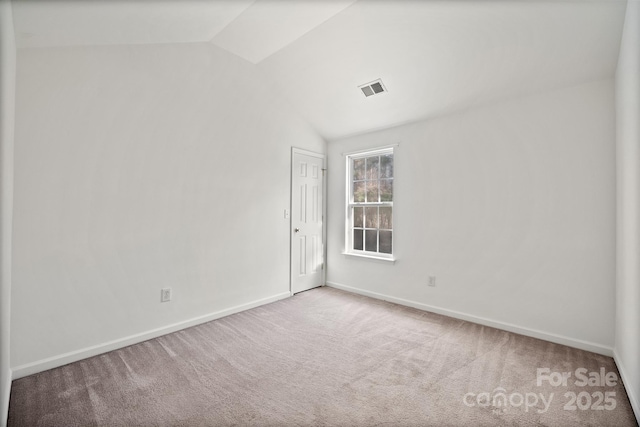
(290, 147, 327, 295)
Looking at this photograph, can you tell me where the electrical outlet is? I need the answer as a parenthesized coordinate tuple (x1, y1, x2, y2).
(428, 276, 436, 287)
(161, 288, 172, 302)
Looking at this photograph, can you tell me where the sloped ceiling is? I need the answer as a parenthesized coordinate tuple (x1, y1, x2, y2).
(11, 0, 627, 140)
(12, 0, 256, 47)
(211, 0, 357, 64)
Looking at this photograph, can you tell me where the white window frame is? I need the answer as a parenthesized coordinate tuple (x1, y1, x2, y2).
(344, 145, 396, 262)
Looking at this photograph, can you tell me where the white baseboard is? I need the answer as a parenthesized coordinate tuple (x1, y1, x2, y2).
(11, 292, 291, 380)
(326, 281, 614, 357)
(613, 349, 640, 423)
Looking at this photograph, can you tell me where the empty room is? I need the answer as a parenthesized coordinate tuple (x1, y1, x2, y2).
(1, 0, 639, 426)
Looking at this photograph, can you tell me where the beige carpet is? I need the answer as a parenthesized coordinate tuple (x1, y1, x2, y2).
(8, 287, 638, 426)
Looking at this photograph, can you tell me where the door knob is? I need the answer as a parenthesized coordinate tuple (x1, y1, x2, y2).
(294, 228, 300, 233)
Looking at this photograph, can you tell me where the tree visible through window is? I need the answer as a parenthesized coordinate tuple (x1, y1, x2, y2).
(347, 148, 394, 257)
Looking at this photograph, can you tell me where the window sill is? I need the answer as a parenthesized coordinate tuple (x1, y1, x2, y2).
(342, 252, 396, 264)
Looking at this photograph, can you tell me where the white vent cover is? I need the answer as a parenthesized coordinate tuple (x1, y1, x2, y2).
(358, 79, 387, 97)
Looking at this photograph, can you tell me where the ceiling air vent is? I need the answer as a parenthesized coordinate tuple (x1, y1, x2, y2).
(359, 79, 387, 97)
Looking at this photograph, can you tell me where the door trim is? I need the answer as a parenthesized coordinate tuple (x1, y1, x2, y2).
(290, 147, 327, 295)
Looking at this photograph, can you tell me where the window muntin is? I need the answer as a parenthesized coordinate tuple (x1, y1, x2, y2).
(347, 148, 394, 258)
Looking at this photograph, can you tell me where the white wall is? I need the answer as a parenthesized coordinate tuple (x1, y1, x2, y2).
(0, 0, 15, 424)
(327, 80, 616, 354)
(11, 43, 325, 373)
(615, 0, 640, 420)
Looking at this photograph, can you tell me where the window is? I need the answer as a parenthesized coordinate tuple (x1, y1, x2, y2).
(346, 147, 394, 260)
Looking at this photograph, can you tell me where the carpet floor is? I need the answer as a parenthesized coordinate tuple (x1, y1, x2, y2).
(8, 286, 638, 426)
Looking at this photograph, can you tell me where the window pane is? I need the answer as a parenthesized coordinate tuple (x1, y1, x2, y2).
(380, 154, 393, 178)
(379, 207, 392, 230)
(380, 179, 393, 202)
(365, 230, 378, 252)
(366, 180, 379, 203)
(353, 229, 363, 251)
(353, 158, 365, 181)
(353, 181, 365, 202)
(379, 230, 392, 254)
(365, 206, 378, 228)
(366, 156, 379, 180)
(353, 207, 363, 228)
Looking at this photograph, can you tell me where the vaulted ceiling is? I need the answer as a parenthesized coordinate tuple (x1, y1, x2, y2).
(12, 0, 627, 140)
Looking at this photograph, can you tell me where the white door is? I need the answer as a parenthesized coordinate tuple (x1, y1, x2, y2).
(291, 149, 325, 294)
